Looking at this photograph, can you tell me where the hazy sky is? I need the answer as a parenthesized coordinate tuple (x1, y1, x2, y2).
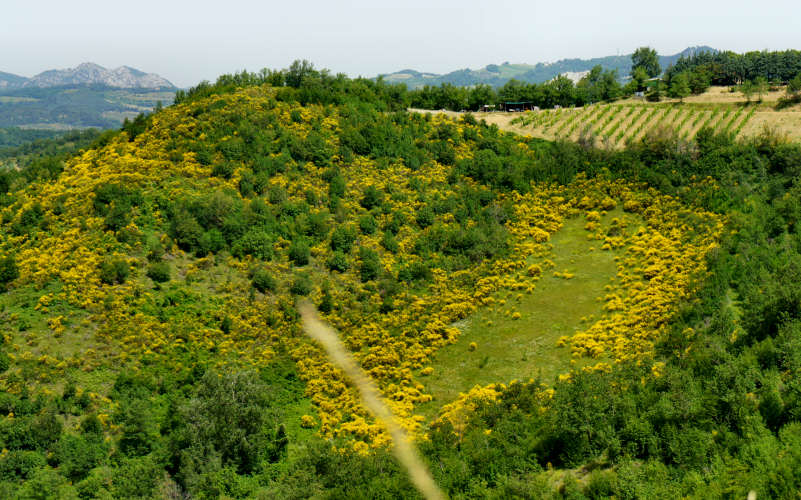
(3, 0, 800, 88)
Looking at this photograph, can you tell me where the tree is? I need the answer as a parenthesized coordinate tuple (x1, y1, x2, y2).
(646, 80, 664, 102)
(632, 67, 650, 92)
(172, 370, 279, 492)
(632, 47, 661, 79)
(754, 76, 768, 102)
(467, 84, 495, 111)
(285, 60, 316, 88)
(669, 72, 691, 102)
(688, 69, 711, 95)
(740, 80, 755, 103)
(787, 73, 801, 96)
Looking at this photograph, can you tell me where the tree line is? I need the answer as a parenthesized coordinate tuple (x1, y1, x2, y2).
(172, 51, 801, 117)
(664, 49, 801, 85)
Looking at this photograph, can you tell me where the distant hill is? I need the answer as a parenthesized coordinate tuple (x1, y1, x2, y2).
(379, 46, 718, 88)
(0, 63, 177, 129)
(0, 63, 175, 90)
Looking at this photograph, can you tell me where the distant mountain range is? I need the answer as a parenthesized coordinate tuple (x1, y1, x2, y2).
(379, 46, 718, 88)
(0, 63, 175, 90)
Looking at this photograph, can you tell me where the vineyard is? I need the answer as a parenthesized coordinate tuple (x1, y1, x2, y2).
(509, 102, 762, 146)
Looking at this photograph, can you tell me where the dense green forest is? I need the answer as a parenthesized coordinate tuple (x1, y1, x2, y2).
(0, 128, 65, 149)
(0, 129, 105, 172)
(665, 49, 801, 85)
(1, 61, 801, 499)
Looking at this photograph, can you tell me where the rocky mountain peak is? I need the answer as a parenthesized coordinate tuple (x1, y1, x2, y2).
(0, 63, 175, 90)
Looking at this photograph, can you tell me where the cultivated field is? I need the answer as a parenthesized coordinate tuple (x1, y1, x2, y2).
(414, 86, 801, 146)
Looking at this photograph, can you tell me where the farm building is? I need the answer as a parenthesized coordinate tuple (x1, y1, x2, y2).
(500, 101, 534, 112)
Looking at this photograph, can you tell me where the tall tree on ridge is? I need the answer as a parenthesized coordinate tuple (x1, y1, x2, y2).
(632, 47, 662, 79)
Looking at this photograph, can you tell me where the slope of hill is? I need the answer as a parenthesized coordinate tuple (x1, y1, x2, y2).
(1, 68, 801, 497)
(0, 71, 28, 90)
(380, 46, 717, 88)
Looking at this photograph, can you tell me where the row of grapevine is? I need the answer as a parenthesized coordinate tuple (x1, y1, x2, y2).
(733, 107, 757, 137)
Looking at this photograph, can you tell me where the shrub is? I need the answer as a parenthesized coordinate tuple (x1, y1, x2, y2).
(93, 184, 142, 216)
(585, 469, 617, 499)
(146, 262, 171, 283)
(31, 409, 63, 450)
(104, 202, 131, 232)
(13, 468, 77, 499)
(80, 414, 103, 436)
(290, 273, 312, 296)
(358, 215, 377, 235)
(288, 240, 310, 266)
(54, 434, 107, 481)
(211, 161, 234, 179)
(380, 232, 399, 253)
(416, 206, 435, 228)
(11, 203, 44, 236)
(0, 351, 9, 373)
(171, 210, 203, 251)
(197, 229, 226, 256)
(360, 185, 383, 210)
(0, 450, 46, 481)
(330, 225, 357, 253)
(328, 174, 346, 199)
(0, 255, 19, 291)
(383, 211, 405, 235)
(99, 258, 129, 285)
(252, 269, 276, 293)
(109, 456, 163, 499)
(398, 262, 432, 283)
(326, 251, 349, 272)
(318, 283, 334, 313)
(358, 247, 381, 282)
(232, 229, 274, 260)
(146, 237, 165, 262)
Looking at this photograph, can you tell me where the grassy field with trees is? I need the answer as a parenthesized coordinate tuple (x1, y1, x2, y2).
(1, 60, 801, 498)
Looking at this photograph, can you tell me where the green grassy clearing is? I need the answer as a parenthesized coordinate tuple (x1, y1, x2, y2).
(419, 210, 631, 417)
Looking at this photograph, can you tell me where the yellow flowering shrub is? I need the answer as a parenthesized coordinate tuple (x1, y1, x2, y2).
(0, 85, 724, 456)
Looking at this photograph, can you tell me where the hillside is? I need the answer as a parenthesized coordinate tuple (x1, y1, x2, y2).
(0, 86, 176, 129)
(1, 69, 801, 498)
(380, 46, 716, 88)
(0, 128, 65, 149)
(0, 129, 104, 169)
